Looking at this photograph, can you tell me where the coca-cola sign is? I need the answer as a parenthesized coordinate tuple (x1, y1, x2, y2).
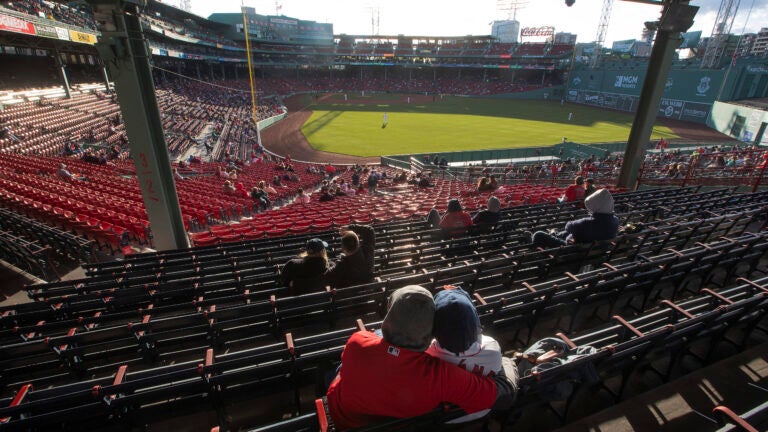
(521, 26, 554, 37)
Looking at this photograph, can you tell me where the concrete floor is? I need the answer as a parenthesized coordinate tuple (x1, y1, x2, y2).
(554, 343, 768, 432)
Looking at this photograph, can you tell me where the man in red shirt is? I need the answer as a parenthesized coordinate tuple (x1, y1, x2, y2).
(559, 176, 585, 202)
(326, 286, 518, 430)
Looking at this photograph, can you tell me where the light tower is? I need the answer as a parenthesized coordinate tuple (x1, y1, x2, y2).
(496, 0, 527, 21)
(590, 0, 614, 68)
(701, 0, 741, 68)
(492, 0, 526, 43)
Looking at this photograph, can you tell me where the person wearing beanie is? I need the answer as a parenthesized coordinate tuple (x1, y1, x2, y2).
(532, 188, 620, 248)
(325, 224, 376, 288)
(438, 198, 473, 237)
(426, 287, 505, 423)
(326, 285, 518, 431)
(277, 238, 334, 295)
(472, 196, 502, 230)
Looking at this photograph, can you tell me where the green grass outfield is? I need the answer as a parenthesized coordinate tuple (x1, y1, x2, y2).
(298, 93, 680, 157)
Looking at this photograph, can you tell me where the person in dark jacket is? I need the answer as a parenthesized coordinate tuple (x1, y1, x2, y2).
(531, 188, 619, 248)
(279, 238, 334, 295)
(326, 225, 375, 288)
(584, 178, 597, 197)
(472, 196, 502, 230)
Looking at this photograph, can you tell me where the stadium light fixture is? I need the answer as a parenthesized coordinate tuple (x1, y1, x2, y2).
(565, 0, 575, 6)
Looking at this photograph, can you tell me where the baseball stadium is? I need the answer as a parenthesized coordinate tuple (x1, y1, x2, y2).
(0, 0, 767, 431)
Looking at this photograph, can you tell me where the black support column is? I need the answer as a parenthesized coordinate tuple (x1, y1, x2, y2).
(617, 0, 698, 189)
(87, 0, 189, 250)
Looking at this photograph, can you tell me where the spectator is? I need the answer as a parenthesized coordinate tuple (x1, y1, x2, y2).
(472, 196, 501, 230)
(418, 172, 433, 188)
(319, 187, 335, 202)
(234, 182, 248, 198)
(222, 180, 235, 195)
(173, 168, 185, 181)
(278, 238, 332, 295)
(426, 287, 504, 423)
(250, 184, 270, 209)
(559, 176, 585, 202)
(367, 169, 380, 194)
(584, 178, 596, 197)
(262, 180, 278, 196)
(438, 199, 473, 237)
(477, 177, 493, 191)
(531, 188, 619, 248)
(325, 225, 375, 288)
(488, 175, 499, 189)
(326, 285, 518, 431)
(295, 187, 311, 205)
(57, 163, 85, 181)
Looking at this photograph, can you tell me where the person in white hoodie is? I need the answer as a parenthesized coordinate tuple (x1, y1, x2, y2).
(426, 286, 505, 423)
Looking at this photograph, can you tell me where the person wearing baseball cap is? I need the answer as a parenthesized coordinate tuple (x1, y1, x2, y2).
(584, 178, 597, 197)
(326, 285, 518, 430)
(277, 237, 333, 295)
(426, 286, 504, 423)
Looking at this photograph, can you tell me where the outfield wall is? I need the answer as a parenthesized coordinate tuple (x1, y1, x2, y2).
(565, 61, 768, 125)
(708, 101, 768, 145)
(485, 87, 564, 100)
(566, 68, 722, 123)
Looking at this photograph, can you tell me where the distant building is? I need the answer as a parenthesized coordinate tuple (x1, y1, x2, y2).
(554, 32, 577, 45)
(750, 27, 768, 56)
(209, 7, 334, 44)
(737, 33, 756, 57)
(491, 20, 520, 43)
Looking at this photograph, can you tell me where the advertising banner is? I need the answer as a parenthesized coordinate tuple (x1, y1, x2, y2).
(569, 89, 710, 123)
(68, 29, 96, 44)
(34, 23, 58, 39)
(521, 26, 554, 37)
(55, 26, 69, 40)
(0, 13, 36, 35)
(679, 101, 711, 122)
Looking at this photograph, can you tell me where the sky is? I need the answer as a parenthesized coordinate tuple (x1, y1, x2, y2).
(179, 0, 768, 45)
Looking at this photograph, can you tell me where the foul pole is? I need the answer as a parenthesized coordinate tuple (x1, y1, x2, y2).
(242, 5, 262, 149)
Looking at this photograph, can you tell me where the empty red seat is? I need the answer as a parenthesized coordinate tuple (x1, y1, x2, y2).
(266, 228, 288, 238)
(193, 236, 219, 247)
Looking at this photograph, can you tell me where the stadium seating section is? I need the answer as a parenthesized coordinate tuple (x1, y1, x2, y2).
(0, 3, 764, 431)
(0, 185, 766, 431)
(2, 0, 96, 30)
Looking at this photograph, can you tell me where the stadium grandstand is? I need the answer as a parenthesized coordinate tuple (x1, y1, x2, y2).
(0, 0, 767, 431)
